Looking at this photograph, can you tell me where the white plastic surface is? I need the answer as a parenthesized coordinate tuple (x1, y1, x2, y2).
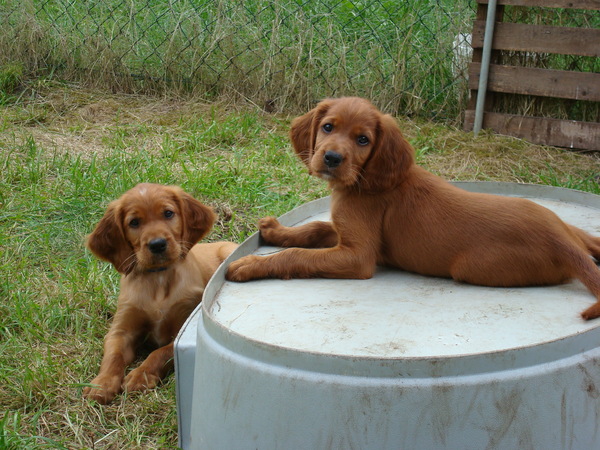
(176, 182, 600, 449)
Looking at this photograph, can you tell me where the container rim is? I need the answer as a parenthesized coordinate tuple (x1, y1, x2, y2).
(199, 182, 600, 378)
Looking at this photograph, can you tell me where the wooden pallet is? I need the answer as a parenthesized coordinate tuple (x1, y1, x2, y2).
(464, 0, 600, 150)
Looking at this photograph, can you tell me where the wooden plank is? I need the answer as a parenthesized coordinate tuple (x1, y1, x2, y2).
(472, 21, 600, 56)
(468, 63, 600, 101)
(477, 0, 600, 10)
(464, 110, 600, 150)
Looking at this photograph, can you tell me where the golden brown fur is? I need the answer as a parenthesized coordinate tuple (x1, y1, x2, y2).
(84, 183, 237, 404)
(227, 97, 600, 320)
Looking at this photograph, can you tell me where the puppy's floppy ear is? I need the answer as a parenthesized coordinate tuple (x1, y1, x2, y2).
(178, 191, 216, 254)
(361, 113, 415, 191)
(87, 201, 136, 275)
(290, 99, 332, 168)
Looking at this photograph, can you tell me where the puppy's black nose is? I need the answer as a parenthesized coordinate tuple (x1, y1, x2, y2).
(323, 150, 343, 168)
(148, 238, 168, 254)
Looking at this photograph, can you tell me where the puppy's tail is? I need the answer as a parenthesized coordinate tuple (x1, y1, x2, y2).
(565, 226, 600, 320)
(569, 225, 600, 261)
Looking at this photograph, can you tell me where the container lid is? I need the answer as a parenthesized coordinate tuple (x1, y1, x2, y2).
(204, 183, 600, 373)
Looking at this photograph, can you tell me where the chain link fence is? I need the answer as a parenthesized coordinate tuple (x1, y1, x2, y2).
(2, 0, 475, 120)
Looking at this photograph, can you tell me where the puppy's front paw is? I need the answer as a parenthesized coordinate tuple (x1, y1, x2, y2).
(83, 375, 122, 404)
(258, 216, 283, 244)
(226, 255, 265, 282)
(123, 368, 161, 392)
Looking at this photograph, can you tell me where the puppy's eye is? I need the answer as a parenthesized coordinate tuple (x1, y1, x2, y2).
(129, 218, 140, 228)
(357, 136, 369, 146)
(322, 123, 333, 133)
(164, 210, 174, 219)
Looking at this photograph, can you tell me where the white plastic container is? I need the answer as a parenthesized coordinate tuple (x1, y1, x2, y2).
(175, 182, 600, 449)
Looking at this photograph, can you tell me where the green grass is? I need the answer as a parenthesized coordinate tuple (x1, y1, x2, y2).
(3, 1, 599, 124)
(1, 0, 475, 120)
(0, 86, 329, 448)
(0, 85, 598, 448)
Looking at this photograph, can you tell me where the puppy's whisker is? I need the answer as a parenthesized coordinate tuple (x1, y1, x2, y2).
(122, 253, 138, 272)
(179, 239, 197, 252)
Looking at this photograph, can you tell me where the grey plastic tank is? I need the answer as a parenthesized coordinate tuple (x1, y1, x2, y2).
(175, 182, 600, 449)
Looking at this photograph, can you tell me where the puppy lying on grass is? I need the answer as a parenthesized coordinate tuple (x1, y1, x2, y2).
(84, 183, 237, 404)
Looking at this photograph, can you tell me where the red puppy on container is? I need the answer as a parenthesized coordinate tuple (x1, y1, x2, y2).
(227, 97, 600, 320)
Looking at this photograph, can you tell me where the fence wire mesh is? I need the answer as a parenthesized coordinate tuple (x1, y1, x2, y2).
(5, 1, 474, 120)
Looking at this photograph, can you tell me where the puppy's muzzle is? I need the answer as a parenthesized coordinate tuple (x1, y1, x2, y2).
(148, 238, 168, 254)
(324, 150, 343, 169)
